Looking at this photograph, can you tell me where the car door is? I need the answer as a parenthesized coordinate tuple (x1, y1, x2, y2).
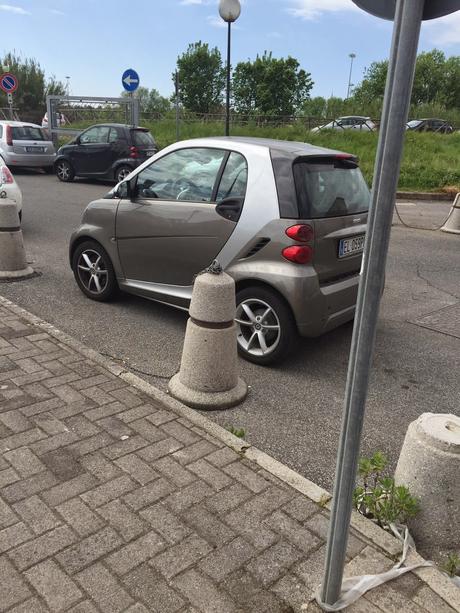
(72, 126, 111, 174)
(115, 147, 247, 286)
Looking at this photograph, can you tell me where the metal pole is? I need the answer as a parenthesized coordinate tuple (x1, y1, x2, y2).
(320, 0, 425, 607)
(225, 20, 231, 136)
(347, 54, 355, 99)
(175, 71, 180, 141)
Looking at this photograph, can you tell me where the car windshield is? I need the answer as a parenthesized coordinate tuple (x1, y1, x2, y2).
(407, 120, 422, 128)
(11, 126, 46, 141)
(294, 157, 370, 219)
(131, 130, 155, 147)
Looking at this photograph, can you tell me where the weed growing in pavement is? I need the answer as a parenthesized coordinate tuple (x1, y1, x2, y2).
(353, 451, 420, 530)
(226, 425, 246, 438)
(441, 553, 460, 578)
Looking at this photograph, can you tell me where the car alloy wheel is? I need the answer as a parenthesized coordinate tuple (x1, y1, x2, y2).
(56, 160, 74, 182)
(235, 298, 281, 357)
(76, 248, 108, 295)
(116, 166, 132, 183)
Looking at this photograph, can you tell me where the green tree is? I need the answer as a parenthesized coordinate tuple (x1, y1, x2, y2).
(301, 96, 327, 117)
(121, 87, 171, 115)
(233, 52, 313, 116)
(173, 41, 225, 114)
(0, 52, 65, 114)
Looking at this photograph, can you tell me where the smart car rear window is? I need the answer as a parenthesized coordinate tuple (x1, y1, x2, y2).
(293, 157, 370, 219)
(131, 130, 155, 147)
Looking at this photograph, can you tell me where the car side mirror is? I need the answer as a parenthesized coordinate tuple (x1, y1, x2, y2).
(114, 180, 130, 199)
(216, 197, 244, 222)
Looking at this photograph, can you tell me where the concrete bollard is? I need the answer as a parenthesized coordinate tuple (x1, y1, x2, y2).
(394, 413, 460, 551)
(441, 192, 460, 234)
(168, 265, 247, 410)
(0, 200, 34, 280)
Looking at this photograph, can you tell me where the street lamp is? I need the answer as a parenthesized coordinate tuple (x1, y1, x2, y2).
(65, 76, 71, 97)
(219, 0, 241, 136)
(347, 53, 356, 98)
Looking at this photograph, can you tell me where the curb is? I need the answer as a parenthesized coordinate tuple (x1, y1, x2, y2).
(396, 191, 455, 201)
(0, 294, 458, 611)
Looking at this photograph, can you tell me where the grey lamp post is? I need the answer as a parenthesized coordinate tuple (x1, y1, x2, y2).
(219, 0, 241, 136)
(347, 53, 356, 98)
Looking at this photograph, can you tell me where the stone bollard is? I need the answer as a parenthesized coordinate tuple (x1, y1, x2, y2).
(441, 192, 460, 234)
(0, 200, 34, 280)
(168, 265, 247, 410)
(394, 413, 460, 551)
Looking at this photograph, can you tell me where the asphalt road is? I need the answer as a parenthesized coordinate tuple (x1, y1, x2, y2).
(2, 170, 459, 489)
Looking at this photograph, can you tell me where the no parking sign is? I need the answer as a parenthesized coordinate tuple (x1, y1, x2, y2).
(0, 73, 19, 94)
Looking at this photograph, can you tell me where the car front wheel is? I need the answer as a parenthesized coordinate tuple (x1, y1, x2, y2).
(72, 240, 117, 302)
(235, 287, 296, 365)
(56, 160, 75, 182)
(115, 165, 132, 184)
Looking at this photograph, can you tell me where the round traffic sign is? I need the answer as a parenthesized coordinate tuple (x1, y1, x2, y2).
(122, 68, 140, 93)
(352, 0, 460, 20)
(0, 72, 19, 94)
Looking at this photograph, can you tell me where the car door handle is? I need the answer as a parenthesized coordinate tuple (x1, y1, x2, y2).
(216, 197, 244, 222)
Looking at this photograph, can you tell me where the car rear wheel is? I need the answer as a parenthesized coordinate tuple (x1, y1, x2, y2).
(235, 287, 296, 365)
(72, 240, 117, 302)
(56, 160, 75, 182)
(115, 165, 132, 184)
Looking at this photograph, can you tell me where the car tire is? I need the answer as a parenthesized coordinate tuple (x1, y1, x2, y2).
(115, 165, 133, 184)
(72, 240, 118, 302)
(56, 160, 75, 182)
(43, 166, 54, 174)
(235, 286, 296, 365)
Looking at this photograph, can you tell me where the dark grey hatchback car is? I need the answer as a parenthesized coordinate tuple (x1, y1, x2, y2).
(70, 137, 370, 365)
(55, 123, 157, 184)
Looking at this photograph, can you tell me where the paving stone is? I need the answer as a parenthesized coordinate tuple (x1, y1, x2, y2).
(109, 387, 143, 408)
(145, 408, 176, 426)
(7, 597, 50, 613)
(124, 564, 185, 612)
(56, 527, 123, 574)
(239, 485, 294, 519)
(123, 605, 150, 613)
(0, 410, 31, 433)
(0, 521, 33, 553)
(137, 438, 184, 463)
(56, 497, 105, 537)
(13, 495, 61, 535)
(413, 585, 457, 613)
(129, 418, 165, 442)
(51, 384, 85, 404)
(31, 431, 80, 457)
(152, 456, 196, 487)
(42, 474, 99, 507)
(102, 435, 150, 460)
(4, 446, 46, 477)
(0, 466, 20, 488)
(1, 470, 59, 503)
(223, 461, 270, 493)
(117, 404, 159, 423)
(64, 415, 100, 438)
(114, 453, 159, 485)
(172, 440, 218, 465)
(204, 446, 240, 467)
(54, 400, 96, 420)
(151, 533, 212, 579)
(220, 569, 263, 605)
(40, 448, 84, 481)
(67, 601, 99, 613)
(160, 421, 200, 445)
(81, 385, 114, 405)
(76, 563, 134, 613)
(271, 573, 312, 612)
(72, 374, 111, 390)
(172, 568, 241, 613)
(0, 556, 32, 611)
(204, 483, 253, 515)
(97, 499, 148, 541)
(9, 524, 77, 570)
(187, 458, 233, 491)
(79, 452, 123, 482)
(292, 545, 327, 592)
(140, 502, 191, 544)
(97, 416, 133, 438)
(184, 504, 236, 547)
(163, 480, 213, 514)
(24, 559, 83, 612)
(282, 495, 320, 522)
(199, 536, 256, 582)
(31, 413, 69, 435)
(67, 432, 115, 456)
(106, 531, 166, 575)
(84, 401, 126, 422)
(124, 477, 176, 511)
(247, 540, 304, 586)
(344, 546, 394, 577)
(80, 475, 136, 508)
(225, 506, 278, 550)
(264, 510, 322, 555)
(366, 583, 432, 613)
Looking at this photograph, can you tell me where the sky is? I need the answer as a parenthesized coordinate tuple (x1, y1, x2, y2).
(1, 0, 459, 101)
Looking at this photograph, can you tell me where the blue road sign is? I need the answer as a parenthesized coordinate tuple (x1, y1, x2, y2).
(0, 73, 19, 94)
(122, 69, 140, 93)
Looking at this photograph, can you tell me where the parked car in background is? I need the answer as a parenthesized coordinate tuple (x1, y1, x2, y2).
(70, 136, 370, 365)
(406, 118, 453, 133)
(0, 121, 56, 172)
(0, 157, 23, 220)
(55, 123, 158, 184)
(311, 116, 376, 133)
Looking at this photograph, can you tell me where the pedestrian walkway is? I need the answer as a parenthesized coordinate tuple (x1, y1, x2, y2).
(0, 297, 457, 612)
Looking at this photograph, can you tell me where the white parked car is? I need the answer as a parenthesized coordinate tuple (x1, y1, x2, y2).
(0, 158, 23, 221)
(311, 116, 376, 133)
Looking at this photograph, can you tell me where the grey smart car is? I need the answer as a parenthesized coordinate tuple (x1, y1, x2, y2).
(70, 137, 370, 365)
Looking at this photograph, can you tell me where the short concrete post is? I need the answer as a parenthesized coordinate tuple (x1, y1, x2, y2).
(394, 413, 460, 551)
(0, 200, 34, 280)
(441, 192, 460, 234)
(168, 266, 247, 410)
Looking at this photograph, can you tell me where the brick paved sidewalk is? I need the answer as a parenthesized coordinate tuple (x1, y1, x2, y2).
(0, 300, 457, 613)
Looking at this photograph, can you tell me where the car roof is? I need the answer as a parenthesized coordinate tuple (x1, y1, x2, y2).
(82, 123, 149, 129)
(0, 120, 43, 128)
(419, 118, 449, 122)
(338, 116, 371, 120)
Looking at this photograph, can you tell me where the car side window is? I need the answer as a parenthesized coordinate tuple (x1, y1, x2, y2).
(80, 126, 110, 144)
(108, 127, 127, 144)
(135, 148, 226, 202)
(216, 152, 248, 201)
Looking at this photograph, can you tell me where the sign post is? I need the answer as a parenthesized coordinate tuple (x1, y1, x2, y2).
(122, 68, 140, 127)
(0, 72, 19, 120)
(319, 0, 460, 608)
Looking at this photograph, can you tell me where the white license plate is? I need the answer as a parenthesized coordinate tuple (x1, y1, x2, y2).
(146, 150, 155, 157)
(338, 235, 365, 258)
(26, 146, 45, 153)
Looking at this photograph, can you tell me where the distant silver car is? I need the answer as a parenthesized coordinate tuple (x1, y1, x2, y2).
(70, 137, 370, 364)
(312, 116, 376, 133)
(0, 121, 56, 171)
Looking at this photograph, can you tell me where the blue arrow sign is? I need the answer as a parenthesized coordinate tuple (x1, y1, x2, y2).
(0, 73, 18, 94)
(122, 68, 140, 93)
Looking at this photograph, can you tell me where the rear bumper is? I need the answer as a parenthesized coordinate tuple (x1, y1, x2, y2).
(3, 152, 56, 168)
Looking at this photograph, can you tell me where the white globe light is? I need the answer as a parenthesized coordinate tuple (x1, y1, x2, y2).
(219, 0, 241, 23)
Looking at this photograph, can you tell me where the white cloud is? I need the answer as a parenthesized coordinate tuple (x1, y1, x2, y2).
(267, 31, 282, 38)
(207, 15, 227, 28)
(50, 8, 65, 15)
(0, 3, 30, 14)
(423, 11, 460, 46)
(180, 0, 214, 5)
(287, 0, 359, 21)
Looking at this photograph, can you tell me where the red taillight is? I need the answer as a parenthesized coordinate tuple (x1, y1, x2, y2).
(285, 224, 314, 242)
(335, 153, 354, 160)
(130, 146, 139, 159)
(282, 245, 313, 264)
(0, 166, 14, 184)
(6, 125, 13, 146)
